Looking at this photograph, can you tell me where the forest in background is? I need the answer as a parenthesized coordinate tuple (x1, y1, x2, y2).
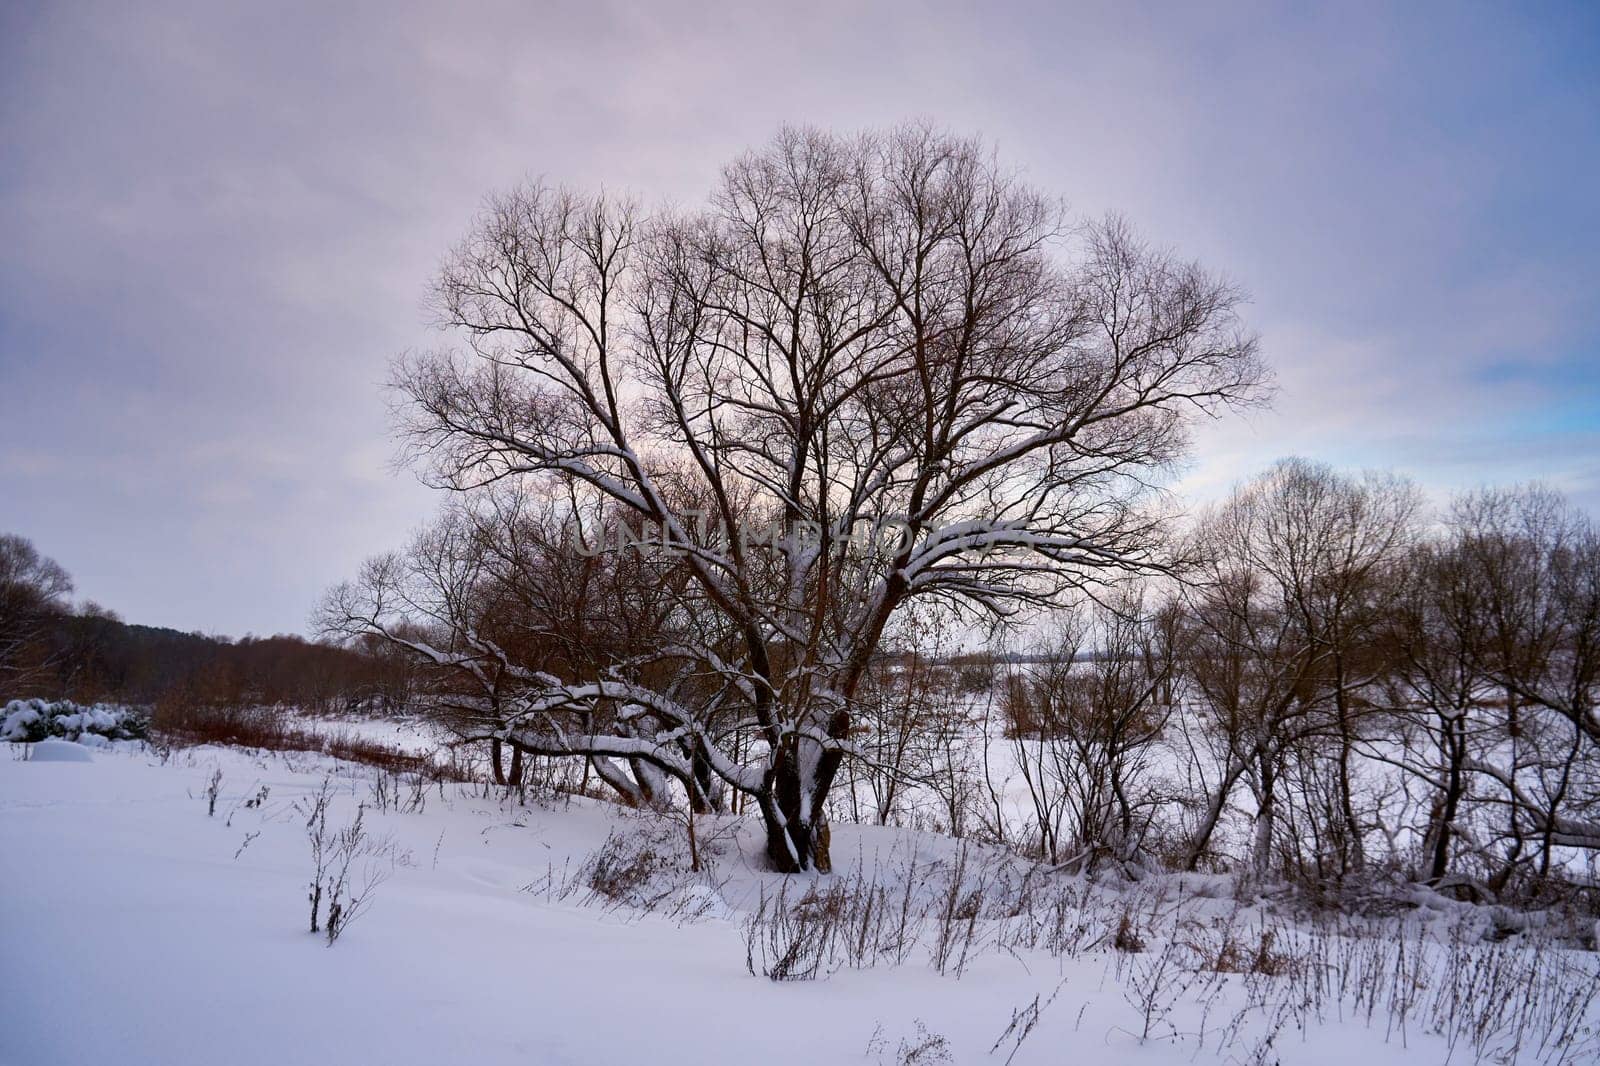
(0, 533, 411, 714)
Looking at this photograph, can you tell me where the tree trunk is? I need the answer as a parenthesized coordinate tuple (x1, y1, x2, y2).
(1251, 759, 1277, 880)
(1333, 663, 1364, 876)
(1425, 715, 1466, 884)
(760, 738, 837, 873)
(1184, 757, 1248, 872)
(760, 797, 816, 872)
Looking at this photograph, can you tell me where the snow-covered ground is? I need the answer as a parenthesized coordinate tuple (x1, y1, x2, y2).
(2, 741, 1596, 1066)
(287, 710, 446, 755)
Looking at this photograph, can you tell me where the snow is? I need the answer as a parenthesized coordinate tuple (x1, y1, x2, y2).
(1, 742, 1594, 1065)
(1, 698, 147, 743)
(0, 703, 41, 741)
(22, 738, 95, 762)
(288, 711, 445, 755)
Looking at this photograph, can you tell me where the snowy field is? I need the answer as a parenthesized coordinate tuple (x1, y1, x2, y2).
(3, 740, 1597, 1066)
(287, 710, 446, 756)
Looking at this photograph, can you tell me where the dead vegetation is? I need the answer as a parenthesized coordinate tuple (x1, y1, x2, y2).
(152, 700, 451, 778)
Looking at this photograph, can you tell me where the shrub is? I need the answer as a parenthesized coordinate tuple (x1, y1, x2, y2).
(300, 778, 389, 945)
(1, 698, 149, 744)
(151, 700, 453, 778)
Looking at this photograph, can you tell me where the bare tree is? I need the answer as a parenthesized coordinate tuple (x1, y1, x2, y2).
(0, 534, 74, 696)
(1384, 534, 1498, 890)
(335, 125, 1263, 871)
(1442, 487, 1600, 891)
(844, 607, 976, 831)
(322, 490, 707, 808)
(1000, 593, 1178, 873)
(1176, 460, 1419, 881)
(1054, 594, 1180, 874)
(999, 615, 1082, 865)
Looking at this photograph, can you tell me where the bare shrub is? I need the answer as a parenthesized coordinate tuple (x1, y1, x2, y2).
(368, 768, 428, 814)
(743, 881, 845, 982)
(930, 843, 989, 977)
(580, 829, 666, 906)
(322, 805, 386, 945)
(300, 777, 335, 934)
(866, 1021, 954, 1066)
(893, 1021, 952, 1066)
(989, 981, 1067, 1066)
(1113, 910, 1146, 953)
(154, 702, 452, 779)
(298, 778, 392, 946)
(202, 768, 223, 817)
(1117, 938, 1206, 1044)
(158, 702, 294, 750)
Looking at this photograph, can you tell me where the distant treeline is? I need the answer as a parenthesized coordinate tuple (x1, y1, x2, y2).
(1, 532, 413, 713)
(24, 614, 413, 712)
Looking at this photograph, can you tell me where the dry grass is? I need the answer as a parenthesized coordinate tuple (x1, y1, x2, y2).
(152, 701, 450, 778)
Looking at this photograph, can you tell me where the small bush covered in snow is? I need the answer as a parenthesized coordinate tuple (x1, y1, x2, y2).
(1, 698, 149, 744)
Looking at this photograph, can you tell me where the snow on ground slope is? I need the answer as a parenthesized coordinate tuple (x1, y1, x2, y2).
(1, 743, 1594, 1066)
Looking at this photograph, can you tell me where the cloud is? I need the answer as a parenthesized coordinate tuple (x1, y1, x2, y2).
(2, 0, 1596, 633)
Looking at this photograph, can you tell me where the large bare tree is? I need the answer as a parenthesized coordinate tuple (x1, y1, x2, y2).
(331, 125, 1263, 871)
